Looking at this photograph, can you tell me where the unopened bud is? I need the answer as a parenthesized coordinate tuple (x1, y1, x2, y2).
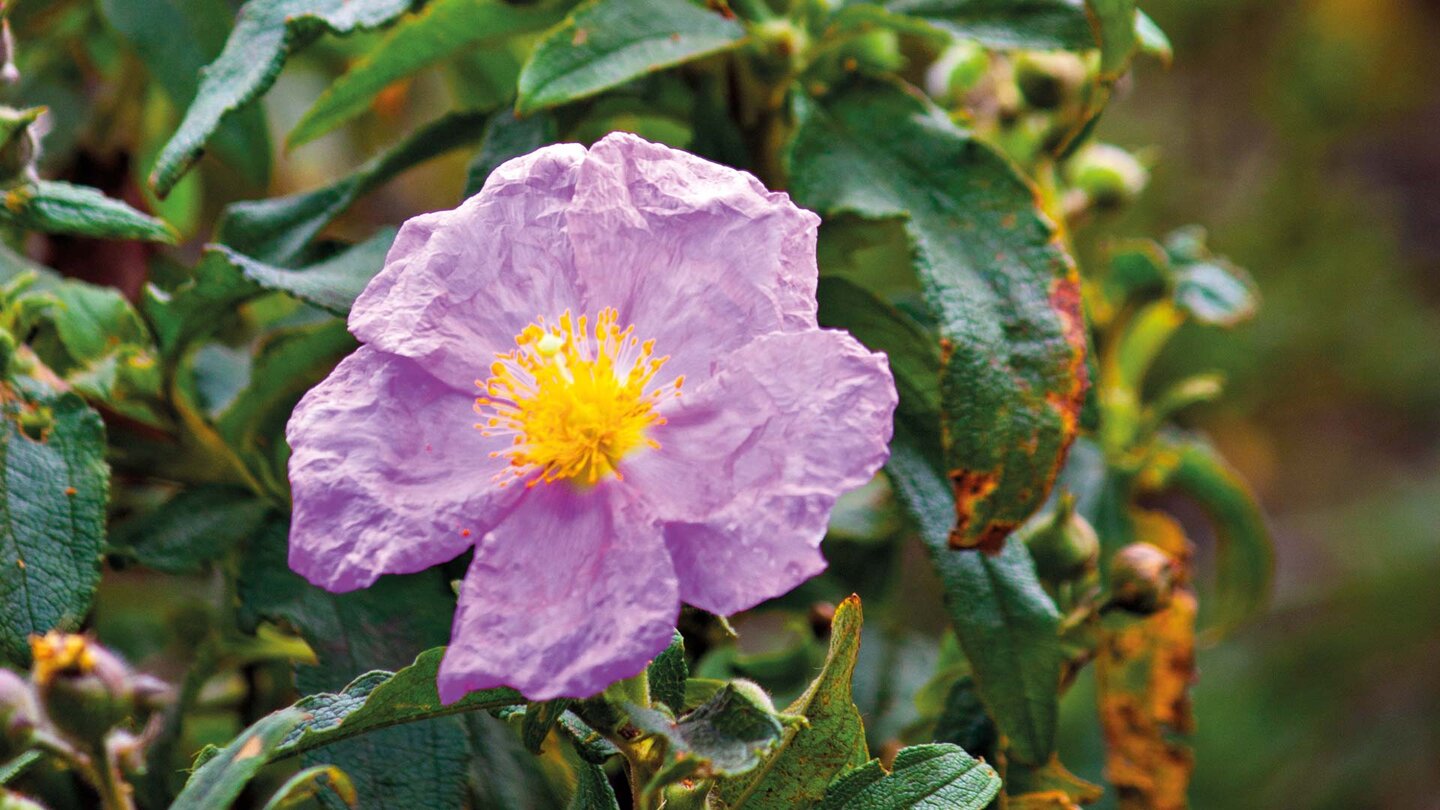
(1023, 495, 1099, 584)
(30, 633, 136, 748)
(1068, 143, 1149, 209)
(0, 668, 36, 751)
(1013, 51, 1087, 110)
(0, 106, 40, 181)
(1107, 544, 1178, 615)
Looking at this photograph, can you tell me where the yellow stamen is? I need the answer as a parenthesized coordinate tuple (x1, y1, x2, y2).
(474, 308, 681, 486)
(29, 631, 95, 685)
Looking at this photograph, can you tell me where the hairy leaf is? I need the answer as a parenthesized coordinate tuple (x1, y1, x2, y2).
(0, 180, 175, 243)
(816, 743, 1001, 810)
(648, 631, 688, 715)
(149, 0, 417, 197)
(631, 683, 787, 777)
(716, 595, 869, 808)
(516, 0, 746, 113)
(884, 0, 1094, 50)
(790, 79, 1086, 551)
(0, 391, 107, 665)
(223, 111, 486, 264)
(174, 709, 307, 810)
(288, 0, 568, 146)
(100, 0, 272, 186)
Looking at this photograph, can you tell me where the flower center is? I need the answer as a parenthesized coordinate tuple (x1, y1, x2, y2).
(475, 308, 682, 486)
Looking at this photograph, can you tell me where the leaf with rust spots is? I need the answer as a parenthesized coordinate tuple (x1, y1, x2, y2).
(789, 78, 1087, 554)
(1096, 509, 1197, 810)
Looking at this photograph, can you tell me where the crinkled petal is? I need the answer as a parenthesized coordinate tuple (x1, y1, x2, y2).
(621, 330, 897, 615)
(348, 143, 588, 388)
(437, 483, 679, 701)
(566, 132, 820, 382)
(287, 346, 518, 592)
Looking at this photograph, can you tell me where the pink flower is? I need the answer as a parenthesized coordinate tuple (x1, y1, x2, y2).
(285, 133, 897, 701)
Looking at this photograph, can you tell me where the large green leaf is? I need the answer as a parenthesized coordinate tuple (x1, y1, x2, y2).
(149, 0, 417, 197)
(206, 229, 396, 317)
(222, 111, 487, 264)
(716, 595, 870, 809)
(108, 485, 268, 574)
(268, 647, 523, 760)
(887, 428, 1062, 766)
(99, 0, 273, 186)
(238, 518, 480, 809)
(884, 0, 1094, 50)
(789, 79, 1086, 552)
(1150, 433, 1273, 636)
(0, 391, 107, 665)
(0, 180, 176, 243)
(173, 709, 307, 810)
(816, 744, 1001, 810)
(288, 0, 569, 147)
(516, 0, 746, 113)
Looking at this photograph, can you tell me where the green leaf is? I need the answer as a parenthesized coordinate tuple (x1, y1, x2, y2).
(648, 631, 688, 715)
(99, 0, 273, 187)
(238, 518, 497, 808)
(516, 0, 746, 114)
(261, 765, 357, 810)
(716, 595, 869, 809)
(174, 708, 307, 810)
(884, 0, 1095, 50)
(148, 0, 417, 198)
(630, 682, 787, 778)
(0, 180, 176, 243)
(206, 229, 396, 316)
(0, 391, 107, 665)
(1172, 259, 1258, 327)
(265, 647, 523, 760)
(886, 425, 1063, 766)
(789, 79, 1086, 551)
(1104, 237, 1170, 307)
(0, 751, 40, 786)
(567, 757, 620, 810)
(1086, 0, 1137, 79)
(816, 744, 1002, 810)
(109, 485, 268, 574)
(288, 0, 569, 147)
(464, 110, 560, 197)
(1150, 433, 1273, 636)
(223, 111, 487, 264)
(1134, 9, 1171, 64)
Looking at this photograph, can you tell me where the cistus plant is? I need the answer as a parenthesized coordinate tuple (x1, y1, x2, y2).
(0, 1, 1273, 809)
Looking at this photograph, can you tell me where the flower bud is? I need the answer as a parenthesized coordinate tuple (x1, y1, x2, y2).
(926, 40, 990, 101)
(1067, 143, 1149, 209)
(0, 106, 40, 182)
(0, 668, 37, 751)
(1107, 544, 1178, 615)
(1013, 51, 1087, 110)
(29, 633, 135, 749)
(1023, 496, 1099, 584)
(0, 790, 48, 810)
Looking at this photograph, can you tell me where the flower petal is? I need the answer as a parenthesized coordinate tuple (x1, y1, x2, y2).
(287, 347, 518, 592)
(566, 132, 820, 382)
(348, 143, 588, 388)
(622, 330, 897, 615)
(437, 483, 680, 701)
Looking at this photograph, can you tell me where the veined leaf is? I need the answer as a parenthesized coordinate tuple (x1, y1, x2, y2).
(288, 0, 569, 147)
(174, 709, 307, 810)
(223, 111, 486, 264)
(206, 229, 396, 317)
(816, 743, 1001, 810)
(149, 0, 417, 197)
(516, 0, 746, 113)
(648, 631, 688, 715)
(99, 0, 272, 186)
(884, 0, 1094, 50)
(789, 79, 1087, 552)
(630, 683, 788, 778)
(716, 595, 870, 808)
(887, 427, 1063, 766)
(0, 180, 176, 243)
(0, 391, 107, 666)
(108, 485, 269, 574)
(464, 110, 560, 197)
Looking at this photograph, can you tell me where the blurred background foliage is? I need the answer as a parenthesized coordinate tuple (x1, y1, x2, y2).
(4, 0, 1436, 806)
